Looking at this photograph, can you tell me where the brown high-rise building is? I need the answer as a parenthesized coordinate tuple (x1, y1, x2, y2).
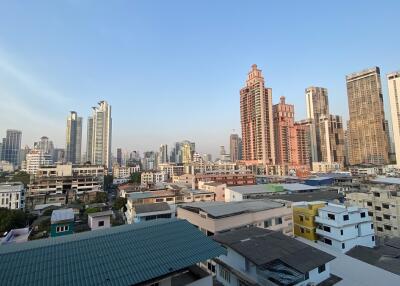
(240, 64, 275, 165)
(347, 67, 389, 165)
(293, 119, 312, 167)
(273, 96, 295, 165)
(305, 87, 329, 162)
(318, 115, 345, 166)
(230, 134, 242, 162)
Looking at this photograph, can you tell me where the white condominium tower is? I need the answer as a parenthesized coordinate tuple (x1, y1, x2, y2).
(388, 71, 400, 166)
(87, 101, 112, 170)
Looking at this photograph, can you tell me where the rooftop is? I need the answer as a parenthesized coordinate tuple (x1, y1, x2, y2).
(50, 208, 74, 223)
(87, 210, 113, 218)
(134, 202, 171, 214)
(370, 177, 400, 185)
(264, 190, 343, 202)
(0, 219, 225, 286)
(127, 190, 176, 200)
(213, 227, 334, 273)
(180, 200, 284, 219)
(0, 182, 24, 192)
(228, 183, 319, 195)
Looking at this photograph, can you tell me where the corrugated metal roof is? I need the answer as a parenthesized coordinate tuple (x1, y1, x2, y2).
(229, 183, 319, 194)
(134, 203, 171, 214)
(371, 177, 400, 185)
(0, 219, 225, 286)
(50, 208, 74, 223)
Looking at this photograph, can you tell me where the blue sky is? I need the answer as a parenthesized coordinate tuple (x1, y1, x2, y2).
(0, 1, 399, 157)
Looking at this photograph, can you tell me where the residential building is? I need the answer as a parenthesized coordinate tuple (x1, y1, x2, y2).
(213, 227, 335, 286)
(0, 182, 25, 210)
(126, 202, 174, 224)
(273, 96, 296, 166)
(87, 101, 112, 169)
(142, 151, 157, 170)
(24, 149, 52, 174)
(346, 188, 400, 238)
(65, 111, 82, 164)
(293, 201, 327, 241)
(315, 203, 375, 252)
(0, 160, 14, 172)
(0, 228, 30, 245)
(177, 200, 293, 236)
(293, 119, 312, 167)
(319, 114, 346, 166)
(0, 219, 225, 286)
(50, 208, 75, 237)
(88, 210, 112, 231)
(347, 67, 389, 165)
(198, 181, 226, 201)
(388, 71, 400, 166)
(26, 163, 104, 209)
(159, 144, 168, 164)
(159, 163, 184, 178)
(1, 129, 22, 167)
(141, 171, 168, 186)
(182, 140, 195, 164)
(240, 64, 275, 165)
(173, 173, 195, 185)
(229, 134, 241, 162)
(112, 164, 140, 179)
(33, 136, 54, 157)
(305, 86, 329, 162)
(193, 172, 256, 189)
(116, 148, 122, 165)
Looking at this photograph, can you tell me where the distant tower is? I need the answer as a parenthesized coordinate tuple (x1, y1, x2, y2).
(65, 111, 82, 164)
(159, 144, 169, 164)
(388, 71, 400, 166)
(116, 148, 122, 165)
(230, 134, 242, 162)
(87, 101, 112, 169)
(1, 130, 22, 167)
(240, 64, 275, 165)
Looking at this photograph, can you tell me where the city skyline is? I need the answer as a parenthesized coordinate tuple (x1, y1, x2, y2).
(0, 1, 400, 156)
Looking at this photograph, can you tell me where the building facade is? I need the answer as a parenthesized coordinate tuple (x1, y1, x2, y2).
(388, 71, 400, 166)
(0, 182, 25, 210)
(319, 114, 345, 167)
(229, 134, 241, 162)
(306, 87, 329, 162)
(86, 101, 112, 169)
(159, 144, 169, 164)
(240, 64, 275, 165)
(293, 119, 312, 167)
(24, 149, 53, 175)
(347, 67, 389, 165)
(65, 111, 83, 164)
(293, 201, 326, 241)
(1, 129, 22, 168)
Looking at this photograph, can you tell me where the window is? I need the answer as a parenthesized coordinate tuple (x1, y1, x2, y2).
(324, 238, 332, 245)
(377, 227, 383, 232)
(382, 203, 389, 209)
(155, 198, 163, 202)
(360, 212, 366, 218)
(219, 266, 230, 282)
(384, 225, 392, 231)
(341, 230, 344, 235)
(275, 217, 283, 225)
(371, 224, 374, 229)
(342, 243, 345, 249)
(318, 264, 326, 273)
(373, 192, 380, 197)
(300, 227, 305, 234)
(372, 236, 375, 242)
(323, 226, 331, 232)
(367, 201, 372, 206)
(368, 211, 373, 217)
(304, 272, 309, 280)
(264, 219, 272, 228)
(343, 214, 349, 221)
(376, 216, 382, 221)
(328, 213, 335, 220)
(299, 215, 304, 222)
(383, 214, 390, 220)
(98, 221, 105, 227)
(375, 206, 381, 211)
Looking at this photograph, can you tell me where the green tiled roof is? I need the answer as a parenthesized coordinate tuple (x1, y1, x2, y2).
(0, 219, 225, 286)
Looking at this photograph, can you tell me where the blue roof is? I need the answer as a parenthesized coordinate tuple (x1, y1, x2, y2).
(371, 177, 400, 185)
(0, 219, 225, 286)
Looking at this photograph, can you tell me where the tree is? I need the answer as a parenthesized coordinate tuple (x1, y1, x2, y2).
(130, 172, 141, 184)
(94, 192, 108, 203)
(85, 207, 101, 214)
(0, 208, 30, 233)
(113, 197, 127, 212)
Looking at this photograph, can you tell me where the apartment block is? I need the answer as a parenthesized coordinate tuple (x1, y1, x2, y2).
(315, 203, 375, 252)
(293, 201, 326, 241)
(0, 182, 25, 210)
(319, 114, 345, 167)
(346, 189, 400, 238)
(388, 71, 400, 167)
(140, 171, 168, 186)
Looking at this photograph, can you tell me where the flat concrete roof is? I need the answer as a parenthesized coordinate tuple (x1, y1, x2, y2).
(370, 177, 400, 185)
(228, 183, 319, 195)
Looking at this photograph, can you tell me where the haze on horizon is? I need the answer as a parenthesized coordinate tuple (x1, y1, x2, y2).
(0, 0, 399, 158)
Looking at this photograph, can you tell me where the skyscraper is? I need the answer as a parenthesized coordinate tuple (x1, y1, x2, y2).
(347, 67, 389, 165)
(305, 87, 329, 162)
(181, 141, 194, 164)
(1, 130, 22, 167)
(87, 101, 112, 169)
(318, 115, 345, 166)
(159, 144, 168, 164)
(86, 117, 93, 163)
(116, 148, 122, 165)
(388, 71, 400, 166)
(273, 96, 296, 165)
(229, 134, 241, 162)
(34, 136, 54, 155)
(65, 111, 82, 164)
(240, 64, 275, 165)
(293, 119, 312, 167)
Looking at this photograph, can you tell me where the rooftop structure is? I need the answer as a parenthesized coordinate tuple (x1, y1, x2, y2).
(1, 228, 30, 245)
(0, 219, 225, 286)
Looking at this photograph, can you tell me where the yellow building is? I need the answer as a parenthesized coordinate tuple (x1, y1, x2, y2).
(292, 201, 326, 241)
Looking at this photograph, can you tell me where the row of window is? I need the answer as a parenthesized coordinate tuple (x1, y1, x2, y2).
(56, 225, 69, 233)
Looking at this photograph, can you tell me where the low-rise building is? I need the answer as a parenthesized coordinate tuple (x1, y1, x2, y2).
(159, 163, 184, 177)
(126, 202, 174, 224)
(0, 219, 226, 286)
(112, 164, 140, 179)
(315, 203, 375, 252)
(293, 201, 327, 241)
(312, 161, 341, 173)
(0, 161, 14, 172)
(213, 227, 335, 286)
(198, 181, 226, 201)
(0, 182, 25, 210)
(26, 163, 104, 210)
(1, 228, 30, 245)
(177, 200, 292, 236)
(193, 172, 255, 189)
(88, 210, 113, 231)
(141, 171, 168, 186)
(172, 173, 194, 186)
(50, 208, 74, 237)
(346, 188, 400, 238)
